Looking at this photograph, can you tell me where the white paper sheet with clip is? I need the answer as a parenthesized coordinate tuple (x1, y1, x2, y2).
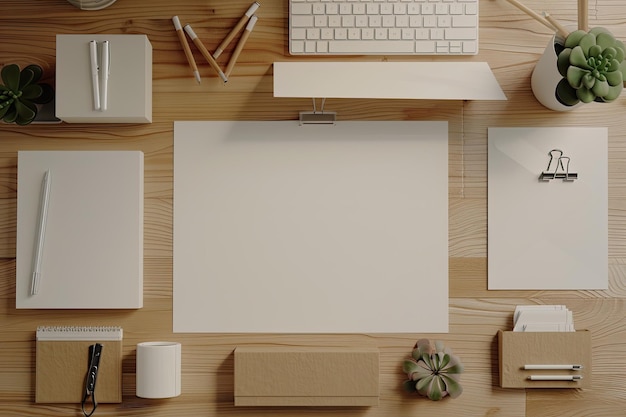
(488, 127, 608, 290)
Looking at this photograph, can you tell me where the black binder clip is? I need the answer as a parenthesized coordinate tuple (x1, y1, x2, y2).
(539, 149, 578, 182)
(82, 343, 103, 417)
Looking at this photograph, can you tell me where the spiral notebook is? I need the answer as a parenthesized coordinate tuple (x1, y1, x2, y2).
(35, 326, 123, 404)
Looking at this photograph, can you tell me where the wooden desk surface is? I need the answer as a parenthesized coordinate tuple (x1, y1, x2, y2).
(1, 0, 625, 415)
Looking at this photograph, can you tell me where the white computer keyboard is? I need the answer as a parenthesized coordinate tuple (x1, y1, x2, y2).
(289, 0, 478, 55)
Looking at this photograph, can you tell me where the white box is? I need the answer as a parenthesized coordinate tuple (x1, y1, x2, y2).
(56, 34, 152, 123)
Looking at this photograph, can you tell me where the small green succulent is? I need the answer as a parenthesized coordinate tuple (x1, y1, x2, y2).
(0, 63, 54, 125)
(402, 339, 464, 401)
(555, 27, 626, 106)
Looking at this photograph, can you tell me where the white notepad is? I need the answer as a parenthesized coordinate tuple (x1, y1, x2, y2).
(16, 151, 144, 308)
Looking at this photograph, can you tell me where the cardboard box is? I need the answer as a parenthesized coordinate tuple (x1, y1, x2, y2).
(498, 330, 591, 389)
(36, 340, 122, 403)
(234, 347, 379, 406)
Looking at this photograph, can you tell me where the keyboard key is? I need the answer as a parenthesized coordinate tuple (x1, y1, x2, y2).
(307, 28, 320, 39)
(463, 40, 477, 53)
(369, 15, 382, 27)
(438, 15, 451, 27)
(409, 15, 423, 27)
(291, 4, 312, 14)
(415, 41, 436, 53)
(367, 4, 379, 14)
(436, 41, 449, 53)
(396, 15, 409, 27)
(380, 4, 393, 14)
(329, 15, 341, 26)
(292, 15, 314, 27)
(445, 27, 476, 39)
(342, 15, 355, 26)
(321, 28, 334, 39)
(415, 28, 429, 39)
(356, 15, 368, 26)
(382, 15, 395, 27)
(326, 4, 339, 14)
(394, 4, 407, 14)
(423, 15, 436, 27)
(465, 3, 477, 14)
(329, 40, 416, 53)
(452, 14, 477, 27)
(335, 28, 348, 39)
(389, 28, 402, 39)
(292, 28, 306, 39)
(421, 4, 434, 14)
(291, 41, 304, 53)
(450, 3, 462, 14)
(315, 15, 327, 26)
(313, 4, 326, 14)
(353, 4, 366, 14)
(449, 41, 462, 53)
(435, 4, 448, 14)
(430, 28, 444, 39)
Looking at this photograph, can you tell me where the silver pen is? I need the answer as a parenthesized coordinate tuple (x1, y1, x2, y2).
(524, 364, 583, 370)
(31, 170, 51, 295)
(528, 375, 583, 381)
(101, 40, 110, 111)
(89, 40, 100, 111)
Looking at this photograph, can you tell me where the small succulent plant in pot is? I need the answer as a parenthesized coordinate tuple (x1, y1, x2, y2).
(0, 64, 54, 125)
(555, 27, 626, 106)
(402, 339, 464, 401)
(532, 26, 626, 111)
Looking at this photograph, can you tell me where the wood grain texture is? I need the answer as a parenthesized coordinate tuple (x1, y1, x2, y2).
(1, 0, 625, 416)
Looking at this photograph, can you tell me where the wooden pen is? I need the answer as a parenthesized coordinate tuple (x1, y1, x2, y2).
(184, 24, 228, 83)
(213, 1, 260, 59)
(502, 0, 555, 32)
(225, 15, 258, 77)
(543, 12, 569, 39)
(578, 0, 588, 31)
(172, 16, 201, 84)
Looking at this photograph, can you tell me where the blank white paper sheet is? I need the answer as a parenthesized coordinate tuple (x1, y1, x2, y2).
(173, 121, 449, 333)
(488, 127, 608, 290)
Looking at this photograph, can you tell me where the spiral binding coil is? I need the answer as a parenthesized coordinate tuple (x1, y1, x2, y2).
(36, 326, 123, 341)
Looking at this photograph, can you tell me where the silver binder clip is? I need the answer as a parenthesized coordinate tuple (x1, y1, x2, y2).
(299, 98, 336, 126)
(539, 149, 578, 182)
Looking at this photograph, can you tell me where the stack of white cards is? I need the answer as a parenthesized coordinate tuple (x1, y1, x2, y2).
(513, 305, 575, 332)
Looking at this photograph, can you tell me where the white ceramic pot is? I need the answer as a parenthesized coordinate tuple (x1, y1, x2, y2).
(531, 35, 583, 111)
(66, 0, 117, 10)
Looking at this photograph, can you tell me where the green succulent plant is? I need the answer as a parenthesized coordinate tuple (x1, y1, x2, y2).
(402, 339, 464, 401)
(0, 63, 54, 125)
(555, 27, 626, 106)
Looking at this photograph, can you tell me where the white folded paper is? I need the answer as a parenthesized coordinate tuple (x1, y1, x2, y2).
(513, 305, 575, 332)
